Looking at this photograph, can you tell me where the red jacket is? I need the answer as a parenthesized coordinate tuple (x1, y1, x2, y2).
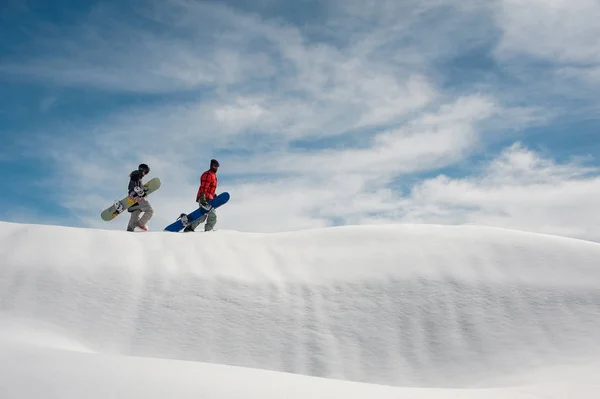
(196, 170, 217, 201)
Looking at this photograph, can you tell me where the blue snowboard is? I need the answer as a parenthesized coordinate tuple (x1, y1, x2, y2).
(164, 192, 230, 232)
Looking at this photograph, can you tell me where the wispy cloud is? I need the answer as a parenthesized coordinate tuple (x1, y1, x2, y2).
(494, 0, 600, 65)
(1, 0, 599, 241)
(492, 0, 600, 102)
(391, 143, 600, 241)
(224, 95, 499, 177)
(1, 2, 275, 92)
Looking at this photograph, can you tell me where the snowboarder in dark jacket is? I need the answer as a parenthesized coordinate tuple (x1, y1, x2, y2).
(127, 163, 154, 231)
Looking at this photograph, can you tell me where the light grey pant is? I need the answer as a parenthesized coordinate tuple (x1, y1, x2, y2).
(127, 199, 154, 231)
(190, 200, 217, 231)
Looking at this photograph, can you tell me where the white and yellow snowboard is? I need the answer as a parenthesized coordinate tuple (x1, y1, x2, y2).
(100, 177, 161, 221)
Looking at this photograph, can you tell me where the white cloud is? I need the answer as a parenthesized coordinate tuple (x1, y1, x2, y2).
(213, 142, 600, 243)
(494, 0, 600, 65)
(493, 0, 600, 91)
(2, 0, 443, 146)
(174, 98, 546, 235)
(557, 66, 600, 86)
(3, 0, 598, 244)
(331, 0, 501, 90)
(366, 143, 600, 242)
(47, 93, 507, 234)
(0, 3, 281, 93)
(223, 94, 497, 177)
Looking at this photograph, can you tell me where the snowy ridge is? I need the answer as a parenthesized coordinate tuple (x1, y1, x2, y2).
(1, 221, 600, 397)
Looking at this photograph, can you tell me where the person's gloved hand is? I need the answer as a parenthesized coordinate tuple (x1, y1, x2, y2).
(199, 193, 208, 206)
(198, 193, 213, 211)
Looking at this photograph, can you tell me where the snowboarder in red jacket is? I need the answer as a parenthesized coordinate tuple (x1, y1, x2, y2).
(184, 159, 219, 232)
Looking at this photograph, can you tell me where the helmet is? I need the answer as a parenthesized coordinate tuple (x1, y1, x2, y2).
(138, 163, 150, 173)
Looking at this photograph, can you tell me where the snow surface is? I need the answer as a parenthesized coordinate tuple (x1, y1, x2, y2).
(1, 220, 600, 398)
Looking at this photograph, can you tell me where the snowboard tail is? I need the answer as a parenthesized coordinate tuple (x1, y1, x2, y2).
(164, 192, 230, 232)
(100, 177, 161, 221)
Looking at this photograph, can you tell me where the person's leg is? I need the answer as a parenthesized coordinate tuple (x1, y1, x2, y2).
(137, 200, 154, 228)
(204, 209, 217, 231)
(186, 212, 206, 232)
(184, 198, 215, 232)
(127, 209, 141, 231)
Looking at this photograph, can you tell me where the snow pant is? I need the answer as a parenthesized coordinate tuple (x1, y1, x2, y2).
(190, 200, 217, 231)
(127, 199, 154, 231)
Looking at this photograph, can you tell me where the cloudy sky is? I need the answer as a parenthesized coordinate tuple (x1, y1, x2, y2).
(1, 0, 599, 241)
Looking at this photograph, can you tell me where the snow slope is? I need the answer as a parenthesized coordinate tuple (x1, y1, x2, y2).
(1, 221, 600, 397)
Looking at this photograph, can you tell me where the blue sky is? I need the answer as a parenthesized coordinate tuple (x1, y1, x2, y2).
(1, 0, 600, 241)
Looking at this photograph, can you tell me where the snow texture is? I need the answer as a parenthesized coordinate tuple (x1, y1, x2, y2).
(1, 221, 600, 397)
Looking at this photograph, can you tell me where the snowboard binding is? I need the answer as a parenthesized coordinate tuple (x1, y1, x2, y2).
(133, 186, 146, 197)
(113, 201, 124, 213)
(179, 213, 190, 227)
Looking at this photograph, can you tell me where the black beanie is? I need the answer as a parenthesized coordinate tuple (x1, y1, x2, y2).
(211, 159, 220, 167)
